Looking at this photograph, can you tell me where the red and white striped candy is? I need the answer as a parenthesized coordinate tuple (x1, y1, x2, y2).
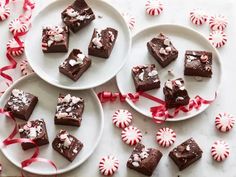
(189, 9, 207, 26)
(19, 60, 34, 76)
(0, 4, 10, 21)
(112, 109, 132, 129)
(122, 12, 135, 31)
(9, 18, 29, 36)
(156, 127, 176, 148)
(209, 30, 227, 48)
(6, 38, 24, 57)
(121, 126, 142, 146)
(145, 0, 164, 16)
(99, 155, 119, 176)
(215, 113, 235, 132)
(209, 15, 228, 31)
(211, 140, 230, 162)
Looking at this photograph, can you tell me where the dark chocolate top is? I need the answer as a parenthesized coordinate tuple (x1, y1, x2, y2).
(164, 78, 186, 93)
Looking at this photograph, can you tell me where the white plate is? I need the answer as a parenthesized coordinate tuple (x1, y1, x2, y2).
(0, 74, 104, 175)
(25, 0, 131, 90)
(116, 24, 222, 121)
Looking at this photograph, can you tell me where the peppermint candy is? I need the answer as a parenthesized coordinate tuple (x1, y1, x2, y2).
(19, 60, 34, 76)
(156, 127, 176, 147)
(9, 18, 29, 36)
(121, 126, 142, 146)
(211, 140, 230, 162)
(0, 4, 10, 21)
(112, 109, 132, 129)
(6, 38, 24, 57)
(122, 12, 135, 31)
(209, 30, 227, 48)
(215, 113, 235, 132)
(99, 155, 119, 176)
(209, 15, 228, 31)
(189, 9, 207, 25)
(145, 0, 164, 16)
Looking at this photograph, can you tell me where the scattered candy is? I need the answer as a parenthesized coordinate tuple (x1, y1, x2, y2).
(168, 69, 175, 77)
(209, 15, 228, 31)
(9, 18, 29, 36)
(156, 127, 176, 147)
(19, 59, 34, 76)
(0, 4, 10, 21)
(99, 155, 119, 176)
(209, 30, 227, 48)
(121, 126, 142, 146)
(6, 38, 25, 57)
(211, 140, 230, 162)
(215, 113, 235, 132)
(145, 0, 164, 16)
(189, 9, 207, 25)
(112, 109, 132, 129)
(122, 12, 135, 30)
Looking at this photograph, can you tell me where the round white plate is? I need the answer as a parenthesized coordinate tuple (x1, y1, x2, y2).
(25, 0, 131, 90)
(116, 24, 222, 121)
(0, 74, 104, 175)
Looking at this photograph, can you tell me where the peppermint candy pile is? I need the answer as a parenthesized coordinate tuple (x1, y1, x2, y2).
(112, 109, 132, 129)
(211, 140, 230, 162)
(156, 127, 176, 148)
(145, 0, 164, 16)
(215, 113, 235, 132)
(99, 155, 119, 176)
(121, 126, 142, 146)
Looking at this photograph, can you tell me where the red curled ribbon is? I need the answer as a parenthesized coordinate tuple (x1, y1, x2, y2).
(97, 91, 217, 124)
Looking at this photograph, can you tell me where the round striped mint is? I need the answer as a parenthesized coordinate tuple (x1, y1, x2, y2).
(122, 12, 135, 30)
(99, 155, 119, 176)
(121, 126, 142, 146)
(145, 0, 164, 16)
(209, 30, 227, 48)
(156, 127, 176, 147)
(6, 38, 24, 57)
(112, 109, 132, 129)
(215, 113, 235, 132)
(211, 140, 230, 162)
(189, 9, 208, 25)
(209, 15, 228, 31)
(9, 18, 29, 36)
(0, 4, 10, 21)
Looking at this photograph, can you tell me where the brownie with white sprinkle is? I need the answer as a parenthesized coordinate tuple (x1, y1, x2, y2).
(132, 64, 160, 92)
(169, 138, 203, 171)
(18, 119, 49, 150)
(4, 89, 38, 121)
(59, 49, 91, 81)
(54, 94, 84, 127)
(88, 27, 118, 58)
(147, 33, 178, 67)
(52, 130, 83, 162)
(127, 143, 163, 176)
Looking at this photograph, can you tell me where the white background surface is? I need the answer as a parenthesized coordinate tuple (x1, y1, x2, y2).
(0, 0, 236, 176)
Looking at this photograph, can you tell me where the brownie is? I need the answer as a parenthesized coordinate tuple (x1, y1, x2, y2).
(54, 94, 84, 127)
(132, 64, 161, 92)
(42, 26, 69, 53)
(4, 89, 38, 121)
(184, 50, 213, 77)
(88, 27, 118, 58)
(169, 138, 203, 171)
(61, 0, 95, 33)
(18, 119, 49, 150)
(163, 78, 190, 109)
(127, 143, 163, 176)
(52, 129, 83, 162)
(59, 49, 91, 81)
(147, 33, 178, 67)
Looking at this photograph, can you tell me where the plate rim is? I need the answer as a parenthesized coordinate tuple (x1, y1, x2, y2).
(0, 73, 105, 175)
(116, 24, 222, 121)
(25, 0, 132, 90)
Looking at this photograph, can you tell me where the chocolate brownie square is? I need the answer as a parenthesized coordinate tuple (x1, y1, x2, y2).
(54, 94, 84, 127)
(184, 50, 213, 77)
(42, 26, 69, 53)
(147, 33, 178, 67)
(61, 0, 95, 33)
(59, 49, 91, 81)
(127, 143, 163, 176)
(88, 27, 118, 58)
(18, 119, 49, 150)
(52, 130, 83, 162)
(163, 78, 190, 109)
(169, 138, 203, 171)
(132, 64, 160, 92)
(4, 89, 38, 121)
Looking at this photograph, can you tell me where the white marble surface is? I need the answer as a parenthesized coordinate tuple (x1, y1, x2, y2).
(0, 0, 236, 176)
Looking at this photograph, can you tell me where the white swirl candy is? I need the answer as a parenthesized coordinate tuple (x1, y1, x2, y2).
(99, 155, 119, 176)
(156, 127, 176, 147)
(189, 9, 208, 25)
(7, 38, 25, 57)
(112, 109, 132, 129)
(209, 15, 228, 31)
(121, 126, 142, 146)
(145, 0, 164, 16)
(215, 113, 235, 132)
(0, 4, 10, 21)
(209, 30, 227, 48)
(211, 140, 230, 162)
(9, 18, 29, 36)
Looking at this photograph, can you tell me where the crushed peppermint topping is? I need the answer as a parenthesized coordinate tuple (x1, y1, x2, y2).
(163, 38, 170, 46)
(148, 70, 158, 77)
(129, 147, 150, 167)
(138, 72, 144, 81)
